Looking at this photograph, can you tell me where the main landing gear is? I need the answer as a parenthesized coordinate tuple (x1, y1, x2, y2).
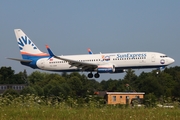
(88, 72, 100, 78)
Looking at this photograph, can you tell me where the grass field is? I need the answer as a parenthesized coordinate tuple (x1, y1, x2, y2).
(1, 106, 180, 120)
(0, 95, 180, 120)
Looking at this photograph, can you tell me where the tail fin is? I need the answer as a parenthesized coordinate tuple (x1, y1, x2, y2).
(14, 29, 49, 59)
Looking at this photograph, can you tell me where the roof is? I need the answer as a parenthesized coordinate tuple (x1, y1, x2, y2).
(106, 92, 145, 95)
(0, 84, 26, 86)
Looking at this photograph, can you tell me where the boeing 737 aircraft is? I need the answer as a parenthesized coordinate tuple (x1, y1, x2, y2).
(8, 29, 175, 78)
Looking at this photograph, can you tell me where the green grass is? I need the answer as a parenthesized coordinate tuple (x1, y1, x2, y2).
(0, 94, 180, 120)
(0, 106, 180, 120)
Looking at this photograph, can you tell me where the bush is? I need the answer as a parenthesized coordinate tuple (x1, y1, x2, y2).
(3, 89, 19, 97)
(20, 86, 37, 95)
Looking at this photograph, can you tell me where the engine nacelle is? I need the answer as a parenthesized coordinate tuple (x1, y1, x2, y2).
(114, 69, 126, 73)
(97, 64, 115, 73)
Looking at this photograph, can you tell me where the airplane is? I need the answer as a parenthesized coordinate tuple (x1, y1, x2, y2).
(8, 29, 175, 78)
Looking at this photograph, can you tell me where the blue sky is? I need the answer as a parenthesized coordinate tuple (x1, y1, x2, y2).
(0, 1, 180, 81)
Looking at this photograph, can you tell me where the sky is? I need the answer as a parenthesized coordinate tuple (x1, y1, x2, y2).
(0, 0, 180, 81)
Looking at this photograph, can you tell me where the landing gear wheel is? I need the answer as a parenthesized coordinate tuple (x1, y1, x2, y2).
(88, 73, 93, 78)
(94, 73, 100, 78)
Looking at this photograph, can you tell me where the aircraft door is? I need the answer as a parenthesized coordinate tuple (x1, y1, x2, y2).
(40, 60, 45, 69)
(151, 54, 155, 62)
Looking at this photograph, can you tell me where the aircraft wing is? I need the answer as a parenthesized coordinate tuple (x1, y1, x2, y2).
(54, 55, 98, 70)
(46, 45, 98, 71)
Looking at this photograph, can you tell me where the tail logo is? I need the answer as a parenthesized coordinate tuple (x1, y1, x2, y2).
(18, 36, 37, 50)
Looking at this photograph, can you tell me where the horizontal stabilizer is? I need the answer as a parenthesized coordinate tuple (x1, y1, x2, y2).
(7, 58, 32, 62)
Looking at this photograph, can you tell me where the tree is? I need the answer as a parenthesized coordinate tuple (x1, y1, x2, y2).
(12, 72, 26, 84)
(20, 86, 37, 95)
(22, 69, 28, 85)
(144, 93, 157, 107)
(39, 73, 66, 88)
(86, 79, 101, 94)
(123, 69, 137, 91)
(0, 67, 15, 84)
(124, 69, 137, 81)
(67, 76, 83, 97)
(105, 79, 118, 91)
(157, 72, 175, 97)
(43, 83, 54, 97)
(47, 85, 66, 97)
(28, 71, 49, 85)
(59, 83, 72, 98)
(33, 85, 44, 96)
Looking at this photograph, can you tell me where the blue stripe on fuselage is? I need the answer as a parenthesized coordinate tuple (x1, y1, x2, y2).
(115, 65, 167, 70)
(42, 65, 167, 73)
(21, 55, 49, 69)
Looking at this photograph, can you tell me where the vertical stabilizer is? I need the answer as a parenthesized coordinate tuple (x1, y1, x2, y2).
(14, 29, 49, 59)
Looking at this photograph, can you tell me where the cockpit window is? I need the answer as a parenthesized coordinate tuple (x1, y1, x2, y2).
(160, 55, 168, 58)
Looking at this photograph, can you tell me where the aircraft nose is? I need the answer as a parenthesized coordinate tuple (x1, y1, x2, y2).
(169, 58, 175, 64)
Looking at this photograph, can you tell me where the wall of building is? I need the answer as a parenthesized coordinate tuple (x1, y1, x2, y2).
(0, 84, 26, 94)
(107, 93, 144, 104)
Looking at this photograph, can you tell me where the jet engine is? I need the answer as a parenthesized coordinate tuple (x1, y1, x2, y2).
(97, 64, 115, 73)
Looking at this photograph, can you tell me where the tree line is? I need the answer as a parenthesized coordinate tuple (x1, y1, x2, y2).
(0, 66, 180, 104)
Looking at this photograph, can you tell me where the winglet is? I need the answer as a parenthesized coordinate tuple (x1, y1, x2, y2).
(46, 45, 55, 57)
(88, 48, 93, 54)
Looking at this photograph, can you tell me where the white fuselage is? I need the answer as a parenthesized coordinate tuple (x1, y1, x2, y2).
(36, 52, 174, 72)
